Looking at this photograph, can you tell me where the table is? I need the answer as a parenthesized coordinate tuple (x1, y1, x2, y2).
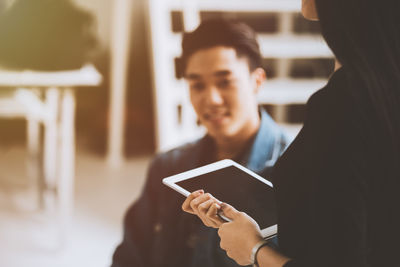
(0, 64, 102, 243)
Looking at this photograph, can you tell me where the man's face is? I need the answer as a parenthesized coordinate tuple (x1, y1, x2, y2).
(184, 46, 264, 141)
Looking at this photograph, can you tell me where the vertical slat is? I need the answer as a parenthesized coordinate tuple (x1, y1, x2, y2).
(274, 12, 294, 122)
(26, 116, 42, 208)
(57, 88, 75, 245)
(43, 88, 59, 205)
(107, 0, 133, 167)
(182, 0, 200, 31)
(148, 0, 182, 151)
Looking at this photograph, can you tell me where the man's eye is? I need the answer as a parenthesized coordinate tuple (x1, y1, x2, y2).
(217, 79, 231, 88)
(191, 83, 205, 91)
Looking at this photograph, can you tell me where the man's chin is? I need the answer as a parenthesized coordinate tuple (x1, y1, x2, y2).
(204, 115, 232, 128)
(207, 128, 235, 141)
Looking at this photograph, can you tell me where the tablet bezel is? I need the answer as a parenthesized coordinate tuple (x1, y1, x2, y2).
(162, 159, 277, 239)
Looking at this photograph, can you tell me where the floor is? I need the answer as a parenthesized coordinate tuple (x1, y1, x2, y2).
(0, 145, 151, 267)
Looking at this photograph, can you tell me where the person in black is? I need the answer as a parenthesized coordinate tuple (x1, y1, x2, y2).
(183, 0, 400, 266)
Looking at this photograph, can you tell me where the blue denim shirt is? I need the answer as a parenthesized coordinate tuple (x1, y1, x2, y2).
(112, 109, 290, 267)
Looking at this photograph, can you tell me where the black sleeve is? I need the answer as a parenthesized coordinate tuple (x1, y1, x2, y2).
(276, 87, 369, 266)
(111, 158, 163, 267)
(282, 167, 369, 267)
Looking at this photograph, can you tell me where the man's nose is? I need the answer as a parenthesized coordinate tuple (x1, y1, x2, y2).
(205, 87, 224, 105)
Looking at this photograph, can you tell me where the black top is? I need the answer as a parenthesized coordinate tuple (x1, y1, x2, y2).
(272, 68, 399, 266)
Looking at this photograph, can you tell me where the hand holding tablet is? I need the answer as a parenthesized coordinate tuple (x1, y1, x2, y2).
(181, 189, 226, 228)
(163, 159, 278, 239)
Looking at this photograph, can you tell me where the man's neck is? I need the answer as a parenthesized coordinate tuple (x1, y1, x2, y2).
(214, 117, 260, 161)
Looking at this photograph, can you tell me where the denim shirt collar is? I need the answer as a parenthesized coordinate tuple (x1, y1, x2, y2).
(198, 109, 287, 173)
(238, 109, 286, 173)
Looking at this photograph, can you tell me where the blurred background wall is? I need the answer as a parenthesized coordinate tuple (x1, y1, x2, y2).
(69, 0, 156, 156)
(0, 0, 333, 159)
(0, 0, 156, 158)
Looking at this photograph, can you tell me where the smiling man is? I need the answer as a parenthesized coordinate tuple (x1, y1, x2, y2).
(111, 19, 290, 267)
(185, 46, 265, 161)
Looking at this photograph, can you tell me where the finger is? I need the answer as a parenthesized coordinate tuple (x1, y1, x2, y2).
(220, 202, 240, 220)
(206, 202, 225, 227)
(219, 232, 226, 250)
(226, 250, 234, 260)
(182, 189, 204, 214)
(189, 193, 214, 214)
(218, 224, 227, 241)
(198, 198, 216, 215)
(197, 199, 220, 227)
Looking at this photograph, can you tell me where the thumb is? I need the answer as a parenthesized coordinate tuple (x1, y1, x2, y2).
(220, 202, 240, 220)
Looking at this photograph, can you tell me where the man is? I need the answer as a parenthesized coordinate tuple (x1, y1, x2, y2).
(111, 19, 290, 267)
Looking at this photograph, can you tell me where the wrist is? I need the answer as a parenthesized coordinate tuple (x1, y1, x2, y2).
(254, 241, 291, 267)
(250, 240, 269, 266)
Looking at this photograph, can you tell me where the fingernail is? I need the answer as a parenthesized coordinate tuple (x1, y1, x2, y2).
(215, 204, 221, 209)
(220, 203, 226, 209)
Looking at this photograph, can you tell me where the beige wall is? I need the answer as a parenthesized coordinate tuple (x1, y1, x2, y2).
(73, 0, 156, 154)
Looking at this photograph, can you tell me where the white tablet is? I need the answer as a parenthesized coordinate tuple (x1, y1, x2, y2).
(163, 159, 277, 239)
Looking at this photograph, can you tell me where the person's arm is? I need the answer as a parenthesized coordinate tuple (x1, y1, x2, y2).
(271, 80, 369, 267)
(217, 203, 291, 266)
(182, 193, 291, 266)
(182, 190, 225, 228)
(276, 167, 369, 267)
(255, 246, 291, 267)
(111, 159, 162, 267)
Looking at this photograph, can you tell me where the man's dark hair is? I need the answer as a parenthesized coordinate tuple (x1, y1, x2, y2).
(181, 19, 262, 75)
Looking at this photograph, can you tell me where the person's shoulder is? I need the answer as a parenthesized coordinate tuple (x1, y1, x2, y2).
(306, 68, 351, 123)
(148, 137, 206, 176)
(152, 138, 205, 165)
(302, 68, 360, 154)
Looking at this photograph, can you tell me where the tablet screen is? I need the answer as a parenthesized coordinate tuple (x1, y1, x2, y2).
(176, 165, 276, 230)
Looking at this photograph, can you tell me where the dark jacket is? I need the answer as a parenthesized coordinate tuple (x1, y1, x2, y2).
(112, 110, 290, 267)
(274, 68, 400, 266)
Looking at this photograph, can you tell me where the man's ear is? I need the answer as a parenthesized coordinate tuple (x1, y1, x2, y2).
(251, 67, 266, 94)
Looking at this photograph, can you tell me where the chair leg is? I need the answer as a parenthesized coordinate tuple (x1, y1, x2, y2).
(57, 88, 75, 245)
(43, 88, 59, 210)
(26, 117, 44, 209)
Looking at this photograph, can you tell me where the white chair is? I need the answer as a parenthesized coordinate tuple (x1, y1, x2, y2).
(0, 64, 102, 243)
(0, 88, 48, 206)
